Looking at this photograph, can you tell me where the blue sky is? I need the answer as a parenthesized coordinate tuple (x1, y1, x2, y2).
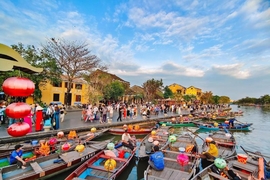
(0, 0, 269, 100)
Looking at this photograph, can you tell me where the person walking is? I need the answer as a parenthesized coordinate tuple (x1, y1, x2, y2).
(117, 106, 123, 122)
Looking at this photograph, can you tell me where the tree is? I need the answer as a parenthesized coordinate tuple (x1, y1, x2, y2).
(182, 94, 196, 104)
(200, 91, 213, 104)
(163, 86, 173, 99)
(43, 38, 103, 105)
(212, 95, 220, 104)
(0, 43, 61, 103)
(103, 81, 125, 102)
(219, 96, 230, 104)
(142, 79, 163, 102)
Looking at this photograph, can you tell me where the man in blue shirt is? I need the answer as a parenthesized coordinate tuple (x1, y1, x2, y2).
(148, 145, 164, 171)
(10, 144, 26, 169)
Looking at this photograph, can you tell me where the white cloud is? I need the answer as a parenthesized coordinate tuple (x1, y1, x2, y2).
(212, 64, 250, 79)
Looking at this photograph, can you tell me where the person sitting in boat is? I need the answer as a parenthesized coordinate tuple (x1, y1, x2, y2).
(145, 137, 154, 154)
(229, 118, 236, 128)
(122, 129, 136, 152)
(9, 144, 26, 169)
(148, 145, 165, 171)
(197, 138, 219, 169)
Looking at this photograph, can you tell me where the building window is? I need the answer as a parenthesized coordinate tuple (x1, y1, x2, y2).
(177, 90, 181, 94)
(65, 82, 73, 89)
(75, 95, 81, 102)
(53, 94, 60, 101)
(52, 82, 62, 87)
(75, 84, 82, 90)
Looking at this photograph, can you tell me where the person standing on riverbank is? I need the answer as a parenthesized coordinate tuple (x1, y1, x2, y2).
(117, 105, 123, 122)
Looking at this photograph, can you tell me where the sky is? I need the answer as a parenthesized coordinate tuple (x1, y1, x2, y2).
(0, 0, 269, 100)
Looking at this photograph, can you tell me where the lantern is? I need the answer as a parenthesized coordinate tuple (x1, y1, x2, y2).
(75, 144, 85, 153)
(162, 123, 166, 127)
(2, 77, 35, 97)
(7, 122, 30, 137)
(5, 102, 31, 119)
(177, 154, 189, 167)
(214, 158, 227, 169)
(107, 143, 115, 150)
(57, 131, 64, 138)
(91, 127, 96, 133)
(169, 135, 177, 143)
(151, 130, 156, 136)
(49, 137, 57, 146)
(214, 122, 218, 127)
(104, 159, 116, 171)
(61, 143, 71, 151)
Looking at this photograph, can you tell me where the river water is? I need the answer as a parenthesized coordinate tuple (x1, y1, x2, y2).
(56, 105, 270, 180)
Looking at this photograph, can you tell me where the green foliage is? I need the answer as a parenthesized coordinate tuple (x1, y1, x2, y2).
(182, 94, 196, 102)
(236, 94, 270, 105)
(163, 86, 173, 99)
(0, 43, 61, 103)
(103, 81, 125, 101)
(212, 95, 220, 104)
(142, 78, 163, 101)
(218, 96, 230, 104)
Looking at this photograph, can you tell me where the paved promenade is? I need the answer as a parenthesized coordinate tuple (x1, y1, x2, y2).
(0, 109, 191, 138)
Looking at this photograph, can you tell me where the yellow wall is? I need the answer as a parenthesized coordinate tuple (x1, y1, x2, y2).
(39, 80, 89, 105)
(168, 83, 186, 95)
(185, 86, 202, 99)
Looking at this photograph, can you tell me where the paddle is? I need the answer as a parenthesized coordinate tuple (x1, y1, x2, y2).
(185, 128, 205, 142)
(240, 146, 270, 159)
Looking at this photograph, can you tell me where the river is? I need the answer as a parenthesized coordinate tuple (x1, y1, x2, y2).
(55, 105, 270, 180)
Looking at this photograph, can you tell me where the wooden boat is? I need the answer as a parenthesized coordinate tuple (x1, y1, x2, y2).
(191, 148, 268, 180)
(202, 130, 236, 158)
(0, 128, 109, 153)
(109, 128, 152, 135)
(0, 139, 112, 180)
(65, 145, 136, 179)
(144, 133, 199, 180)
(137, 126, 172, 161)
(159, 121, 197, 127)
(194, 121, 252, 131)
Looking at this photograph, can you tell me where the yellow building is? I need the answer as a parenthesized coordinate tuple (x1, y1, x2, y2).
(168, 83, 186, 95)
(185, 86, 202, 99)
(40, 76, 89, 105)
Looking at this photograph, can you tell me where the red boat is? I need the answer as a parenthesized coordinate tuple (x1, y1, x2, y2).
(65, 149, 135, 180)
(109, 128, 152, 135)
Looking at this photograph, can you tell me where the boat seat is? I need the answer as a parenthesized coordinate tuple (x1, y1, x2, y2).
(99, 154, 127, 162)
(87, 165, 115, 173)
(30, 162, 45, 177)
(208, 172, 228, 180)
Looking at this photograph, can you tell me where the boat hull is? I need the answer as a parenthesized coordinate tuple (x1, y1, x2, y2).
(109, 128, 152, 135)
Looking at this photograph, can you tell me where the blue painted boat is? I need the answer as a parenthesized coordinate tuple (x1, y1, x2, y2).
(194, 122, 252, 131)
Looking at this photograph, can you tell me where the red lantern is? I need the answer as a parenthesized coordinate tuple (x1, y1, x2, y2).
(49, 137, 57, 146)
(62, 143, 71, 151)
(2, 77, 35, 97)
(5, 102, 31, 119)
(7, 122, 30, 137)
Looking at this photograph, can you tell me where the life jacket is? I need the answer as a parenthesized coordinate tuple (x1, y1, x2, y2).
(38, 142, 50, 156)
(186, 144, 194, 153)
(68, 130, 77, 139)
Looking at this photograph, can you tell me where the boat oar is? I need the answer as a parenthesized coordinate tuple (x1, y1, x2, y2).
(185, 128, 205, 141)
(240, 146, 270, 159)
